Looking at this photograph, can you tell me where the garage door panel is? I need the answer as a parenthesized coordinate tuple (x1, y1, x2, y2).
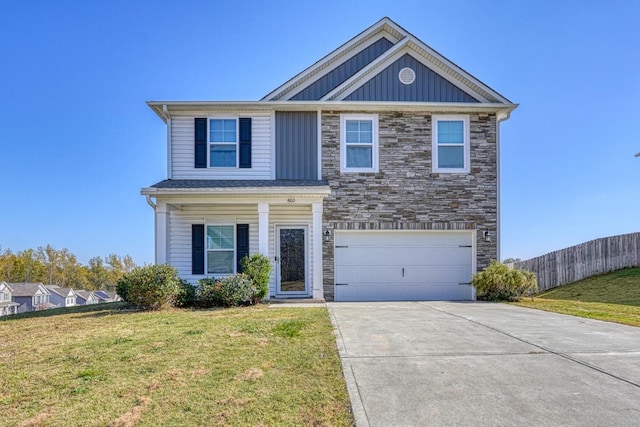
(336, 247, 471, 267)
(335, 283, 472, 301)
(334, 231, 474, 302)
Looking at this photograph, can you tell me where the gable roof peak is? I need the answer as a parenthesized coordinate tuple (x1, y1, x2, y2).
(262, 17, 409, 101)
(262, 18, 512, 106)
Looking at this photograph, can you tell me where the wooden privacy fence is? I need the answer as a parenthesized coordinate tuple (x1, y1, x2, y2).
(512, 232, 640, 292)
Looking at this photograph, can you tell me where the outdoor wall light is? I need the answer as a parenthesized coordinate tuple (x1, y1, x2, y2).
(483, 230, 492, 242)
(324, 229, 331, 242)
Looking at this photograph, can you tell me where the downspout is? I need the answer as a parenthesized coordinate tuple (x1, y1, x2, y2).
(495, 110, 511, 262)
(145, 194, 156, 210)
(163, 104, 172, 180)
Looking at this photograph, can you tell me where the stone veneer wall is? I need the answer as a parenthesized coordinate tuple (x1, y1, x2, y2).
(321, 111, 498, 301)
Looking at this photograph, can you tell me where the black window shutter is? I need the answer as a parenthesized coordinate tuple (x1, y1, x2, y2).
(236, 224, 249, 273)
(192, 224, 205, 275)
(239, 118, 252, 168)
(194, 118, 207, 168)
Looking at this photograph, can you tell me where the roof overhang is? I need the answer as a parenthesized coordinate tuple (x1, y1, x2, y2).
(147, 100, 517, 122)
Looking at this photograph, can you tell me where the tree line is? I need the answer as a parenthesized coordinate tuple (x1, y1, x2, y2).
(0, 245, 138, 292)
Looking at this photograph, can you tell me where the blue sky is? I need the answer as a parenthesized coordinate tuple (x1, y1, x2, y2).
(1, 0, 639, 264)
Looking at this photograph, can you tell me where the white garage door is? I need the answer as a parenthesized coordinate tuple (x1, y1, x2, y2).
(334, 231, 475, 301)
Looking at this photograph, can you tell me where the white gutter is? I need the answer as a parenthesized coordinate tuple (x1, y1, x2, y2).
(162, 104, 172, 179)
(145, 194, 156, 209)
(495, 112, 513, 262)
(147, 100, 518, 119)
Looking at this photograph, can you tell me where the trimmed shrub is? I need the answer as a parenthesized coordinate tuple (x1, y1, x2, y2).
(174, 279, 196, 308)
(240, 254, 272, 303)
(116, 264, 181, 310)
(472, 260, 538, 301)
(196, 274, 257, 307)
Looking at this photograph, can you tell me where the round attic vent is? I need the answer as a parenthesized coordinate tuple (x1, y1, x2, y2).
(398, 67, 416, 85)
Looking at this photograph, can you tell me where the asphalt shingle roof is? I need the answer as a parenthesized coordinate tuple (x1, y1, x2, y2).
(150, 179, 329, 189)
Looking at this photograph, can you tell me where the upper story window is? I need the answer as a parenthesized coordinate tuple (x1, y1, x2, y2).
(209, 118, 238, 167)
(207, 225, 235, 274)
(432, 115, 470, 173)
(340, 114, 379, 173)
(1, 291, 9, 301)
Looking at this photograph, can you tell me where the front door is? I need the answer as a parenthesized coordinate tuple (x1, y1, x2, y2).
(276, 226, 308, 296)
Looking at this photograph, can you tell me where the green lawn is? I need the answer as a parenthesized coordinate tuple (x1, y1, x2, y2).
(514, 267, 640, 327)
(0, 304, 354, 426)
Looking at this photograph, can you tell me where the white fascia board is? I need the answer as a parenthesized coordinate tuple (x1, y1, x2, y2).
(325, 36, 506, 104)
(278, 32, 394, 101)
(320, 38, 411, 101)
(261, 17, 407, 101)
(406, 37, 512, 104)
(148, 100, 517, 115)
(141, 186, 331, 198)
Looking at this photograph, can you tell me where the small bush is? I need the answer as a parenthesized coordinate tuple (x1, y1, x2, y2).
(116, 264, 181, 310)
(194, 278, 220, 308)
(196, 274, 257, 307)
(240, 254, 272, 303)
(472, 260, 538, 301)
(174, 279, 196, 308)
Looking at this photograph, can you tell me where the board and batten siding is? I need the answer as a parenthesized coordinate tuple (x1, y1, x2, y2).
(345, 53, 479, 102)
(170, 113, 273, 179)
(275, 111, 318, 180)
(290, 37, 394, 100)
(168, 204, 316, 297)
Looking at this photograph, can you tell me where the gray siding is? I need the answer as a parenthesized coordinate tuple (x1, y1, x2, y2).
(291, 38, 394, 100)
(276, 112, 318, 179)
(345, 54, 479, 102)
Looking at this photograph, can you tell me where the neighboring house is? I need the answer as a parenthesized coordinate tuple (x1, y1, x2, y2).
(94, 291, 122, 303)
(45, 285, 78, 308)
(142, 17, 516, 302)
(75, 291, 100, 305)
(8, 283, 53, 313)
(0, 282, 20, 317)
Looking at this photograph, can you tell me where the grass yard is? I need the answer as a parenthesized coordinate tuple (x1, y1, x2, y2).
(0, 304, 354, 426)
(514, 267, 640, 327)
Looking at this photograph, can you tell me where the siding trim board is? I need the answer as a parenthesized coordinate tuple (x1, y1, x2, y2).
(345, 54, 478, 102)
(262, 18, 407, 101)
(326, 41, 485, 102)
(290, 37, 394, 100)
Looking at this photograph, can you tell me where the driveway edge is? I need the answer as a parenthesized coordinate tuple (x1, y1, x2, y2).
(327, 303, 369, 427)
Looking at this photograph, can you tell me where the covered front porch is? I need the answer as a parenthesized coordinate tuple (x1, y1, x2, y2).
(142, 180, 330, 299)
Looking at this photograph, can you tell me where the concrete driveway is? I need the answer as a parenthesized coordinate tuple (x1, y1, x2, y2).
(328, 302, 640, 427)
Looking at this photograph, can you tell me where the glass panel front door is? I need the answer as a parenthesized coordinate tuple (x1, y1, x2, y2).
(277, 226, 307, 295)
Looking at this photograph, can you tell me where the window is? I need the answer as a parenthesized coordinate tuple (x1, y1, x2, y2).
(209, 118, 237, 167)
(432, 115, 470, 173)
(1, 292, 8, 301)
(340, 114, 378, 172)
(207, 225, 235, 274)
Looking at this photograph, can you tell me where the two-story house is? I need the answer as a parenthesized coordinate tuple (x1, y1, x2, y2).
(9, 283, 52, 313)
(0, 282, 20, 316)
(142, 17, 516, 302)
(75, 290, 99, 305)
(45, 285, 78, 308)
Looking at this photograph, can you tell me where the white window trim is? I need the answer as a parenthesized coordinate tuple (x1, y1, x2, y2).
(206, 224, 237, 276)
(432, 115, 470, 174)
(208, 117, 239, 169)
(340, 113, 379, 173)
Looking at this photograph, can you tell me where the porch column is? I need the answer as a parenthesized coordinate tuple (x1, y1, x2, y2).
(312, 201, 324, 300)
(155, 201, 168, 265)
(258, 203, 269, 256)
